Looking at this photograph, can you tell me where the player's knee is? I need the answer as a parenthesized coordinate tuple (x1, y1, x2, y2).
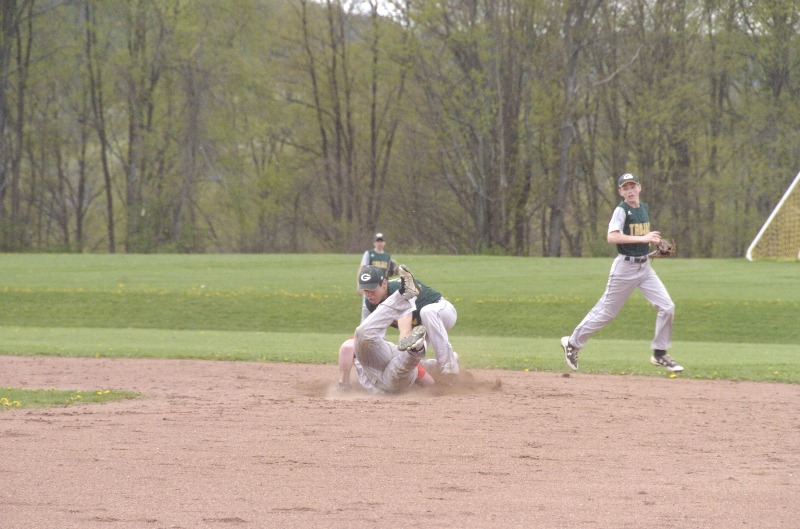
(353, 326, 380, 350)
(354, 324, 366, 341)
(339, 338, 355, 358)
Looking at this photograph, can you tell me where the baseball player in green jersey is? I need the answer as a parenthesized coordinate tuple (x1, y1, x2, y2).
(338, 264, 460, 391)
(347, 265, 436, 393)
(561, 173, 683, 373)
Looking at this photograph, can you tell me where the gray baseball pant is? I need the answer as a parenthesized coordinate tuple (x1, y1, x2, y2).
(569, 255, 674, 351)
(420, 297, 459, 374)
(354, 291, 423, 393)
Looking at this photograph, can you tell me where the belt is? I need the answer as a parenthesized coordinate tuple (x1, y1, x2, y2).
(623, 255, 648, 263)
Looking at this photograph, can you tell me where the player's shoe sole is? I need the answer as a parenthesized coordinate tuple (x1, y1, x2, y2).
(399, 325, 426, 353)
(650, 354, 683, 372)
(398, 264, 420, 299)
(561, 336, 579, 371)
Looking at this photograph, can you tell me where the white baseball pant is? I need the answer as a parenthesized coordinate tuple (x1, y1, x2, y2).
(569, 255, 674, 351)
(354, 291, 423, 393)
(420, 297, 459, 374)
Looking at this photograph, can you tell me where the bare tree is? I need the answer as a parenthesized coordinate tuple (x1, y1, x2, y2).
(172, 41, 206, 251)
(296, 0, 353, 234)
(82, 0, 116, 252)
(120, 0, 170, 252)
(361, 0, 408, 238)
(547, 0, 602, 256)
(399, 0, 539, 253)
(291, 0, 409, 248)
(0, 0, 34, 249)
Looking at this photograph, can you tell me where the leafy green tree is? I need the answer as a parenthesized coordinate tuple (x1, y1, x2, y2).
(0, 0, 797, 256)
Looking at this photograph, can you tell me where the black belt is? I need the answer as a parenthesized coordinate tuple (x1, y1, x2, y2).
(623, 255, 648, 263)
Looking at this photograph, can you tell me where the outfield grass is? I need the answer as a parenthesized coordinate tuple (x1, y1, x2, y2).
(0, 253, 797, 384)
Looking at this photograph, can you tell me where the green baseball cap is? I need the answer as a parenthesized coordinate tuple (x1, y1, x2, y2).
(358, 266, 386, 290)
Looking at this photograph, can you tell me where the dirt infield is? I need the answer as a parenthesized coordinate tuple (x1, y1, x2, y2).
(2, 355, 798, 529)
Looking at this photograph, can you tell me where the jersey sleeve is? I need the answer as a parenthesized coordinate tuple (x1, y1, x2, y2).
(608, 206, 626, 233)
(360, 251, 370, 266)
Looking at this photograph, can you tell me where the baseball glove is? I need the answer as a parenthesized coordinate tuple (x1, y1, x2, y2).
(648, 238, 676, 258)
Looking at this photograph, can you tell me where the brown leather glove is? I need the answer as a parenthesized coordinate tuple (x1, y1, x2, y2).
(648, 238, 676, 258)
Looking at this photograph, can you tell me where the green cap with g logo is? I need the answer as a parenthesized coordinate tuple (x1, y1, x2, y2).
(358, 266, 385, 290)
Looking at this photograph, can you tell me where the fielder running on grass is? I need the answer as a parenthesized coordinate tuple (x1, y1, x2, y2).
(561, 173, 683, 373)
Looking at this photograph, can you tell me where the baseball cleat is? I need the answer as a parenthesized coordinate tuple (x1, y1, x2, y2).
(398, 264, 420, 300)
(399, 325, 426, 354)
(438, 351, 460, 376)
(650, 353, 683, 372)
(444, 351, 460, 376)
(561, 336, 579, 371)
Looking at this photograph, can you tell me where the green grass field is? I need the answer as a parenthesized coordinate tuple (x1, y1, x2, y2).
(1, 387, 137, 410)
(0, 253, 798, 386)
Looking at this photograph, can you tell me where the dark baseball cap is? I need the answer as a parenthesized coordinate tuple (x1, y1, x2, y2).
(374, 232, 385, 241)
(358, 265, 386, 290)
(617, 173, 639, 187)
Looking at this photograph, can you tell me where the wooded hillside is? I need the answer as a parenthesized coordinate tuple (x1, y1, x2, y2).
(1, 0, 797, 256)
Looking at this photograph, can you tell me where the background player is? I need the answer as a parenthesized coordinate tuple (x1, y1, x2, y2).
(356, 232, 396, 290)
(560, 173, 683, 373)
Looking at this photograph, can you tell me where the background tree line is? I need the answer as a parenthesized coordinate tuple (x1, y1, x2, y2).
(0, 0, 797, 256)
